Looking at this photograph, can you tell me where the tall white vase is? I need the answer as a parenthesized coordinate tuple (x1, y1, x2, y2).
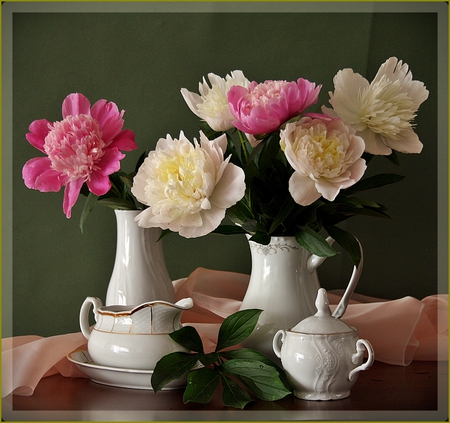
(105, 210, 175, 306)
(239, 236, 326, 360)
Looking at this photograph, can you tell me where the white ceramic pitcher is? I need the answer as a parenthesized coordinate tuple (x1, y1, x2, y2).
(240, 236, 363, 360)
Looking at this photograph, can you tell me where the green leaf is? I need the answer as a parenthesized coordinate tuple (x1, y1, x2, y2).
(215, 309, 262, 351)
(258, 132, 283, 171)
(119, 174, 133, 189)
(135, 150, 148, 173)
(343, 173, 405, 195)
(325, 225, 361, 267)
(248, 231, 271, 245)
(220, 348, 292, 391)
(226, 201, 254, 226)
(211, 225, 247, 236)
(268, 196, 296, 234)
(241, 219, 258, 235)
(199, 352, 220, 367)
(79, 192, 99, 233)
(183, 367, 220, 405)
(295, 227, 338, 258)
(169, 326, 204, 353)
(220, 374, 253, 409)
(385, 149, 401, 166)
(97, 197, 136, 210)
(221, 359, 291, 401)
(151, 352, 199, 392)
(156, 228, 172, 241)
(350, 197, 383, 209)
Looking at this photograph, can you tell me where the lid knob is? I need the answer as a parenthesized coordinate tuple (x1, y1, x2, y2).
(315, 288, 332, 317)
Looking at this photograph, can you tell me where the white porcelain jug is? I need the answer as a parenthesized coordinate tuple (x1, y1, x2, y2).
(273, 288, 374, 400)
(80, 297, 193, 370)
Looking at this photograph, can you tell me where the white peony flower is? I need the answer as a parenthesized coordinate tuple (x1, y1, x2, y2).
(181, 70, 250, 132)
(131, 131, 246, 238)
(323, 57, 429, 155)
(280, 117, 367, 206)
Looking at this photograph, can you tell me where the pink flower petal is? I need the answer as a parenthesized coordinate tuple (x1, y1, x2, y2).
(109, 129, 137, 152)
(35, 169, 66, 192)
(96, 147, 125, 176)
(63, 178, 83, 218)
(22, 157, 62, 191)
(228, 79, 321, 135)
(62, 93, 91, 118)
(91, 99, 124, 142)
(87, 172, 111, 196)
(26, 119, 51, 153)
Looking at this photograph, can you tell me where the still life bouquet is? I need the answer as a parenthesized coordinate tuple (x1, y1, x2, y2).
(22, 57, 428, 267)
(131, 57, 428, 266)
(21, 57, 429, 409)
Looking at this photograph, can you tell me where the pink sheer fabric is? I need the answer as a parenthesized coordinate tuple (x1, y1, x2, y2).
(2, 268, 448, 397)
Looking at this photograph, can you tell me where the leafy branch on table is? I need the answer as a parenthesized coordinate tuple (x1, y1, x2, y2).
(151, 309, 292, 409)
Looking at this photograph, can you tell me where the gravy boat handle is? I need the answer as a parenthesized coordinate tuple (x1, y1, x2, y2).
(79, 296, 103, 340)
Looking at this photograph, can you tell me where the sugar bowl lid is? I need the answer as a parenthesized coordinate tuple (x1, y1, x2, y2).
(291, 288, 355, 334)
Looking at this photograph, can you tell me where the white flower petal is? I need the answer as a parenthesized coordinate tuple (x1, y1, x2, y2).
(210, 163, 246, 209)
(358, 128, 392, 155)
(383, 127, 423, 154)
(315, 179, 341, 202)
(288, 172, 321, 206)
(181, 70, 250, 132)
(327, 58, 428, 155)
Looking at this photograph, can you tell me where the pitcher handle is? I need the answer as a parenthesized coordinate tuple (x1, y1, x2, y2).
(79, 296, 102, 340)
(348, 339, 374, 381)
(306, 236, 335, 272)
(272, 330, 286, 359)
(331, 237, 363, 319)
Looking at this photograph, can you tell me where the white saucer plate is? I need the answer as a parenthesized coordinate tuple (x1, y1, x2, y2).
(67, 349, 186, 390)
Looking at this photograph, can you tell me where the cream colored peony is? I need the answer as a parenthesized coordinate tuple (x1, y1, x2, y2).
(181, 70, 250, 132)
(280, 117, 367, 206)
(131, 131, 246, 238)
(323, 57, 429, 155)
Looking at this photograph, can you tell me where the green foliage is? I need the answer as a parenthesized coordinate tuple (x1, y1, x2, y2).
(78, 151, 148, 232)
(151, 309, 292, 409)
(209, 122, 406, 267)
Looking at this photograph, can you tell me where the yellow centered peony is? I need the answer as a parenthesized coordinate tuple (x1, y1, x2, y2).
(323, 57, 428, 155)
(132, 131, 246, 238)
(281, 117, 367, 206)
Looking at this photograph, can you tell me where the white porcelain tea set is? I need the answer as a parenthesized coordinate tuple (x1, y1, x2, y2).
(68, 296, 195, 390)
(273, 287, 374, 400)
(73, 250, 373, 399)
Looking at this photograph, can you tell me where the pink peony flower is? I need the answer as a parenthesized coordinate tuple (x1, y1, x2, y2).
(22, 93, 137, 218)
(227, 78, 322, 135)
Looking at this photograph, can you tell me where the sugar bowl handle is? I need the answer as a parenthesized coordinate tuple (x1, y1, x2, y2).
(272, 329, 286, 359)
(348, 338, 374, 381)
(79, 296, 103, 340)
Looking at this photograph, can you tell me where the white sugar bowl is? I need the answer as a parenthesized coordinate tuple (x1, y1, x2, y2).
(273, 288, 374, 401)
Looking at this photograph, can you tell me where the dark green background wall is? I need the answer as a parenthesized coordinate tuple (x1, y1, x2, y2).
(3, 2, 446, 337)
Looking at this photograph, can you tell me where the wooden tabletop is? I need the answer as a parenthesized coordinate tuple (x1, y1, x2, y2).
(3, 360, 448, 421)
